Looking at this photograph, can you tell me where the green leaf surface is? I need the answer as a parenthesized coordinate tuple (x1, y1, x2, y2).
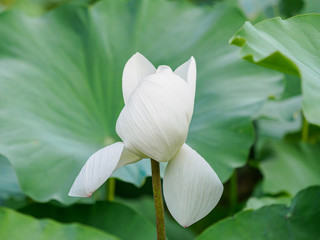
(0, 207, 118, 240)
(252, 73, 302, 157)
(254, 96, 302, 138)
(260, 141, 320, 196)
(244, 196, 290, 210)
(0, 155, 24, 204)
(237, 0, 304, 20)
(0, 0, 282, 203)
(117, 196, 196, 240)
(237, 0, 280, 20)
(253, 96, 302, 154)
(280, 74, 301, 99)
(19, 201, 156, 240)
(230, 14, 320, 126)
(300, 0, 320, 14)
(197, 186, 320, 240)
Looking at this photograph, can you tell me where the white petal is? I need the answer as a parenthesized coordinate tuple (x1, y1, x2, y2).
(156, 65, 172, 74)
(163, 144, 223, 227)
(116, 72, 194, 162)
(68, 142, 140, 197)
(115, 147, 141, 169)
(122, 52, 156, 104)
(174, 57, 196, 99)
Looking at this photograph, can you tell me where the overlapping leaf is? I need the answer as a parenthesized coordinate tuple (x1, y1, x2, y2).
(117, 196, 196, 240)
(0, 155, 24, 204)
(253, 96, 302, 154)
(20, 201, 157, 240)
(260, 141, 320, 196)
(0, 207, 118, 240)
(230, 14, 320, 126)
(237, 0, 280, 20)
(197, 186, 320, 239)
(0, 0, 282, 203)
(244, 196, 290, 210)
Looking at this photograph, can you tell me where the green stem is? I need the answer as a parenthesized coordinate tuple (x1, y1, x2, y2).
(106, 178, 116, 201)
(151, 159, 166, 240)
(229, 170, 238, 215)
(302, 115, 309, 142)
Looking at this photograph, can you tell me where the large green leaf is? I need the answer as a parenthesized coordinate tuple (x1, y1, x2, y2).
(279, 74, 301, 99)
(260, 141, 320, 196)
(0, 207, 118, 240)
(230, 14, 320, 126)
(253, 96, 302, 154)
(0, 155, 24, 204)
(0, 0, 282, 203)
(254, 96, 302, 139)
(19, 201, 156, 240)
(197, 186, 320, 240)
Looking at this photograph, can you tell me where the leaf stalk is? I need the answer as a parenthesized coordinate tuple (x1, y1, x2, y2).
(302, 115, 309, 142)
(229, 170, 238, 215)
(106, 178, 116, 201)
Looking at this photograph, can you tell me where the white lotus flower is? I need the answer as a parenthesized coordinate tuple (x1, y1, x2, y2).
(69, 53, 223, 227)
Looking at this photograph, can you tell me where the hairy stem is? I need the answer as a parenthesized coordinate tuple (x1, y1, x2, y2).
(151, 159, 166, 240)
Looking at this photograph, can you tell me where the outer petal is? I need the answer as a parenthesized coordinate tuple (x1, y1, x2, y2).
(174, 57, 196, 99)
(68, 142, 140, 197)
(163, 144, 223, 227)
(122, 52, 156, 104)
(116, 72, 194, 162)
(115, 147, 141, 169)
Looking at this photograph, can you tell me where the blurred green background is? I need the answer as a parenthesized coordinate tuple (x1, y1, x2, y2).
(0, 0, 319, 239)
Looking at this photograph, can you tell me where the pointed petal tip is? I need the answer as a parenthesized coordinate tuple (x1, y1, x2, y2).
(68, 188, 77, 197)
(68, 187, 92, 198)
(67, 192, 80, 198)
(68, 190, 92, 198)
(67, 142, 125, 199)
(189, 56, 196, 67)
(173, 57, 196, 98)
(131, 52, 151, 62)
(122, 52, 156, 104)
(133, 52, 143, 58)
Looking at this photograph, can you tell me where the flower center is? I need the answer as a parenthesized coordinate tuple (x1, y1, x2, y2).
(156, 65, 172, 74)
